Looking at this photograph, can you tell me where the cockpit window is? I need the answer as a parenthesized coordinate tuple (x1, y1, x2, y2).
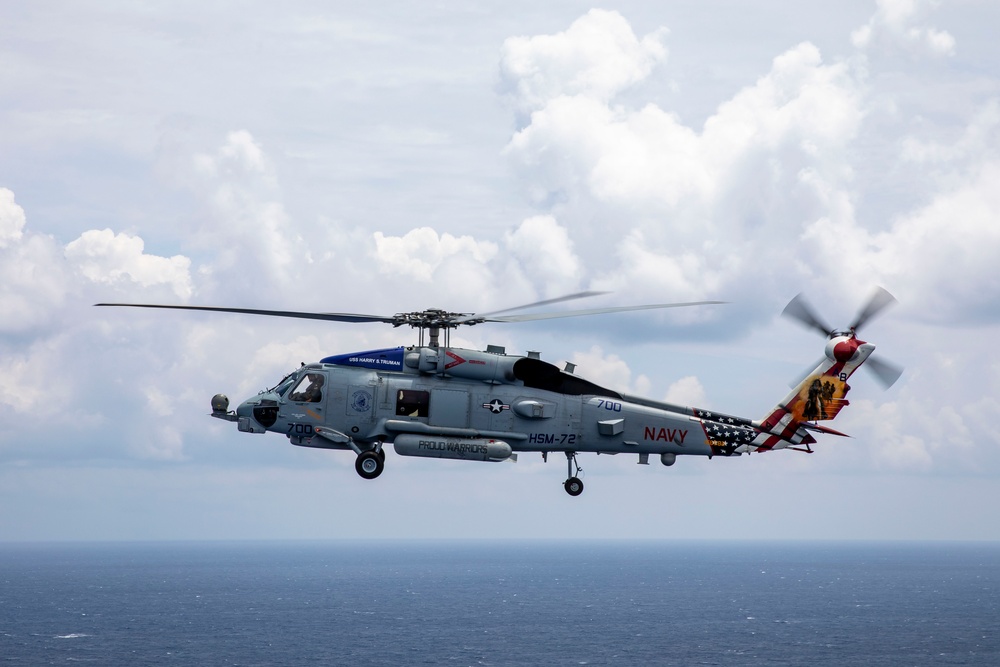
(289, 373, 325, 403)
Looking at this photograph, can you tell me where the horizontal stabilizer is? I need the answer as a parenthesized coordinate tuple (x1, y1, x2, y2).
(798, 422, 851, 438)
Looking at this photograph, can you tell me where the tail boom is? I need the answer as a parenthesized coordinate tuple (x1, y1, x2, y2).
(753, 336, 875, 452)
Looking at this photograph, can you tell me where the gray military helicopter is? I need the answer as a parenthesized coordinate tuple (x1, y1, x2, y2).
(96, 289, 900, 495)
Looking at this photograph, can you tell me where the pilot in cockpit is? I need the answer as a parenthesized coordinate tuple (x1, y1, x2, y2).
(290, 373, 324, 402)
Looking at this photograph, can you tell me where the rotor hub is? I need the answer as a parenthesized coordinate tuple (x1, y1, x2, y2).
(390, 309, 471, 329)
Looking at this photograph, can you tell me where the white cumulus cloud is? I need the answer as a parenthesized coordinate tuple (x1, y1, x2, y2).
(0, 187, 26, 248)
(569, 345, 651, 396)
(802, 158, 1000, 321)
(504, 36, 865, 308)
(503, 215, 582, 297)
(184, 130, 301, 297)
(372, 227, 499, 283)
(65, 229, 193, 299)
(499, 8, 668, 115)
(852, 0, 955, 56)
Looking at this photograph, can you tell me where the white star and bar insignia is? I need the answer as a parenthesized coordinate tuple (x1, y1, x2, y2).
(483, 399, 510, 414)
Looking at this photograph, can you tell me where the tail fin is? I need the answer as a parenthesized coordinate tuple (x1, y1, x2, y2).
(752, 337, 875, 452)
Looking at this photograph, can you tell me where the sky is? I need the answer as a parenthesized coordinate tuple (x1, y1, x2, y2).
(2, 0, 999, 542)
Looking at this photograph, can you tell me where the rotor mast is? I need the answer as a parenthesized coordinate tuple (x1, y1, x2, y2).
(391, 309, 466, 348)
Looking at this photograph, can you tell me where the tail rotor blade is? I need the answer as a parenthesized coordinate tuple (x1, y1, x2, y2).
(850, 286, 897, 333)
(782, 293, 835, 338)
(788, 357, 827, 388)
(866, 356, 904, 389)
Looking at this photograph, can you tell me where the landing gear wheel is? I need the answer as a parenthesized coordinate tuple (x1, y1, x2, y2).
(563, 451, 585, 496)
(564, 477, 584, 496)
(355, 451, 384, 480)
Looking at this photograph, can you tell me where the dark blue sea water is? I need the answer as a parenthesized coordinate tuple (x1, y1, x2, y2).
(1, 541, 998, 666)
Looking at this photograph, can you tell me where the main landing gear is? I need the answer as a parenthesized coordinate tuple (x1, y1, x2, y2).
(564, 451, 584, 496)
(355, 447, 386, 480)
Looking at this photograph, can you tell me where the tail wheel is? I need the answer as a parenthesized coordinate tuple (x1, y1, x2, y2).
(564, 477, 584, 496)
(355, 451, 384, 480)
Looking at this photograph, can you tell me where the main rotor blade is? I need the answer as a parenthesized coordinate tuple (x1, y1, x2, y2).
(479, 300, 726, 323)
(781, 293, 835, 338)
(850, 286, 897, 333)
(94, 303, 396, 324)
(455, 290, 610, 322)
(96, 295, 725, 328)
(866, 355, 904, 389)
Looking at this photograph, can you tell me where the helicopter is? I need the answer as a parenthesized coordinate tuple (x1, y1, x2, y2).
(96, 289, 901, 496)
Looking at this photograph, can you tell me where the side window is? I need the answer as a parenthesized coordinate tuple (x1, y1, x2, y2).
(289, 373, 325, 403)
(396, 389, 429, 417)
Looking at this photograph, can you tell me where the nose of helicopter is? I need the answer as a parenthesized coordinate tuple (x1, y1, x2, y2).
(231, 393, 280, 432)
(235, 398, 254, 420)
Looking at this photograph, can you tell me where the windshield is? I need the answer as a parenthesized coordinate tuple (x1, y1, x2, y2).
(268, 369, 298, 397)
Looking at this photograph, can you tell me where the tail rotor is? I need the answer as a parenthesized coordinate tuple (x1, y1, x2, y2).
(781, 287, 903, 389)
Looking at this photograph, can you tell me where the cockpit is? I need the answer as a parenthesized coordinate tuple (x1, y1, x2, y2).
(268, 367, 327, 404)
(289, 372, 325, 403)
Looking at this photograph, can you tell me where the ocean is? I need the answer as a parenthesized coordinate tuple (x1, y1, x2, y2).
(1, 541, 997, 665)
